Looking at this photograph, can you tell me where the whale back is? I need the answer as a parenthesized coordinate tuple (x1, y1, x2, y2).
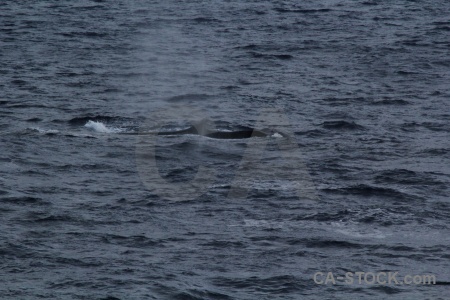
(156, 119, 273, 139)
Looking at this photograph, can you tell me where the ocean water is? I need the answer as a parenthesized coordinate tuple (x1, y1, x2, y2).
(1, 0, 449, 299)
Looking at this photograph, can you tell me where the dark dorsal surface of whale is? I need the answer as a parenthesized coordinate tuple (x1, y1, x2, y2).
(157, 125, 269, 139)
(155, 119, 271, 139)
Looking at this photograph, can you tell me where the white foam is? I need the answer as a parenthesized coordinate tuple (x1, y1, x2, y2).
(84, 120, 122, 133)
(29, 127, 59, 134)
(272, 132, 283, 138)
(330, 221, 387, 239)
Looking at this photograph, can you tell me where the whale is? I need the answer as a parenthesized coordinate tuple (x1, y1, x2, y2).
(82, 118, 279, 139)
(148, 119, 274, 139)
(157, 126, 268, 139)
(121, 119, 283, 139)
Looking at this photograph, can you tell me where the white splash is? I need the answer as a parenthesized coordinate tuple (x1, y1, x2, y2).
(272, 132, 283, 138)
(84, 120, 122, 133)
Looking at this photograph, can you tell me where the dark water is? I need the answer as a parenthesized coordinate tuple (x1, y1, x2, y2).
(1, 0, 449, 299)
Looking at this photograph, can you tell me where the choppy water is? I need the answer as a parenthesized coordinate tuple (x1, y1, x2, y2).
(1, 0, 449, 299)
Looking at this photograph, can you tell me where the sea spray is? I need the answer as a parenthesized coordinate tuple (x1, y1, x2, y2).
(84, 120, 122, 133)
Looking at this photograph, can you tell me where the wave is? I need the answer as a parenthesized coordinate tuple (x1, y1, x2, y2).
(294, 129, 327, 137)
(322, 184, 422, 202)
(322, 120, 365, 130)
(274, 8, 332, 14)
(28, 127, 60, 135)
(1, 196, 51, 206)
(165, 93, 212, 102)
(190, 17, 222, 23)
(374, 168, 445, 186)
(84, 120, 123, 133)
(371, 99, 410, 105)
(249, 52, 294, 60)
